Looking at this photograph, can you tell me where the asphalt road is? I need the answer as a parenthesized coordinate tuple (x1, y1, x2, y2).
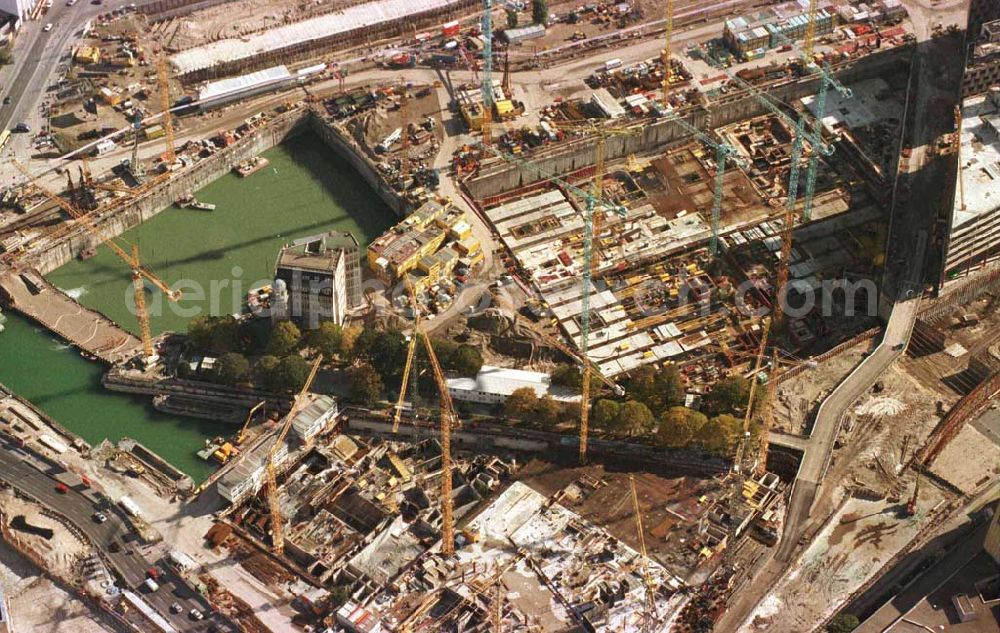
(0, 0, 142, 152)
(0, 439, 227, 631)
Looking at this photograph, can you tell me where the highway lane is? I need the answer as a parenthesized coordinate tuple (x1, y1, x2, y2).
(0, 440, 229, 631)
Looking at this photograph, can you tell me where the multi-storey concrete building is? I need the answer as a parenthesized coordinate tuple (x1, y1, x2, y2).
(943, 89, 1000, 279)
(272, 231, 360, 329)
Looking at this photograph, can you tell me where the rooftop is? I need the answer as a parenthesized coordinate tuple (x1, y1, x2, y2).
(954, 91, 1000, 229)
(171, 0, 462, 74)
(446, 365, 581, 402)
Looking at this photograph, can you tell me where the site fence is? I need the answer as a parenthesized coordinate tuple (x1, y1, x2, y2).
(775, 327, 881, 385)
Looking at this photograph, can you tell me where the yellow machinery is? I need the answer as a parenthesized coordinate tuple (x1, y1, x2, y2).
(802, 0, 820, 60)
(236, 401, 267, 445)
(725, 317, 770, 562)
(661, 0, 674, 105)
(13, 162, 181, 360)
(266, 355, 322, 556)
(550, 120, 639, 463)
(630, 475, 658, 631)
(420, 327, 456, 555)
(156, 55, 176, 163)
(393, 288, 421, 432)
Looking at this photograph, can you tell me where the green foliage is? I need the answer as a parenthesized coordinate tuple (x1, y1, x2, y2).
(304, 322, 343, 358)
(268, 321, 302, 356)
(340, 326, 363, 358)
(349, 363, 383, 404)
(356, 328, 408, 381)
(451, 345, 483, 377)
(506, 8, 518, 28)
(534, 395, 563, 427)
(214, 353, 249, 385)
(531, 0, 548, 25)
(0, 49, 11, 66)
(619, 400, 655, 436)
(826, 614, 860, 633)
(625, 364, 685, 414)
(694, 413, 743, 456)
(702, 375, 751, 416)
(504, 387, 538, 419)
(656, 406, 707, 448)
(592, 399, 621, 430)
(187, 315, 242, 354)
(261, 355, 310, 392)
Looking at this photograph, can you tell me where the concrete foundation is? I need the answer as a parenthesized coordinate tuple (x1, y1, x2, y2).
(465, 48, 910, 201)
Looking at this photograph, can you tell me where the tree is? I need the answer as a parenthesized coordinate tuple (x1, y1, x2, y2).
(534, 395, 562, 427)
(305, 322, 343, 358)
(186, 315, 241, 354)
(0, 49, 11, 66)
(531, 0, 548, 25)
(215, 352, 250, 385)
(187, 315, 215, 351)
(826, 614, 860, 633)
(657, 407, 707, 448)
(506, 8, 518, 28)
(592, 399, 621, 430)
(340, 326, 363, 358)
(263, 355, 310, 392)
(550, 364, 582, 390)
(703, 375, 751, 416)
(619, 400, 655, 436)
(255, 354, 280, 381)
(356, 328, 407, 380)
(349, 363, 383, 404)
(268, 321, 302, 356)
(451, 345, 483, 377)
(695, 414, 742, 456)
(430, 338, 459, 367)
(504, 387, 538, 419)
(625, 364, 685, 414)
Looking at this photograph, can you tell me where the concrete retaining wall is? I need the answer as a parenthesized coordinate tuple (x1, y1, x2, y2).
(465, 48, 910, 200)
(29, 108, 404, 276)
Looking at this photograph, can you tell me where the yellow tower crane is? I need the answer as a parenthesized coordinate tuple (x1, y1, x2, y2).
(156, 55, 176, 164)
(630, 475, 658, 631)
(12, 162, 181, 360)
(421, 328, 457, 555)
(661, 0, 674, 105)
(755, 348, 780, 477)
(400, 90, 411, 181)
(802, 0, 820, 61)
(266, 355, 322, 556)
(393, 287, 422, 432)
(551, 120, 638, 463)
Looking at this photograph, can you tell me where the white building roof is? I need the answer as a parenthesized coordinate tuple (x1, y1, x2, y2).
(291, 395, 337, 437)
(197, 65, 292, 102)
(953, 91, 1000, 229)
(172, 0, 461, 75)
(446, 365, 580, 402)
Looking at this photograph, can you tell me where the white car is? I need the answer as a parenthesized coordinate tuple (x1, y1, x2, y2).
(67, 0, 77, 5)
(43, 23, 53, 32)
(189, 609, 204, 621)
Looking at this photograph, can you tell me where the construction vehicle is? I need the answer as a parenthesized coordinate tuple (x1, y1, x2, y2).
(903, 471, 919, 517)
(12, 161, 181, 362)
(235, 401, 266, 445)
(265, 355, 322, 556)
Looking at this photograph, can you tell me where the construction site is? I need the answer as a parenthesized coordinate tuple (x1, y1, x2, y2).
(1, 0, 997, 629)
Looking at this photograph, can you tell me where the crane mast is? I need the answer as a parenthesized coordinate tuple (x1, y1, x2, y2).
(481, 0, 494, 146)
(422, 331, 456, 554)
(630, 475, 658, 631)
(661, 0, 674, 105)
(156, 55, 176, 163)
(12, 162, 181, 359)
(266, 355, 323, 556)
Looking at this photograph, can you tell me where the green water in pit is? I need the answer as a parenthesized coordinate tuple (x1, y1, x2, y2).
(0, 134, 396, 479)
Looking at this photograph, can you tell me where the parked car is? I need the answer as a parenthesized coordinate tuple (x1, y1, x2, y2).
(43, 23, 53, 32)
(92, 512, 107, 523)
(189, 609, 204, 621)
(54, 483, 68, 493)
(2, 96, 10, 105)
(170, 603, 183, 614)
